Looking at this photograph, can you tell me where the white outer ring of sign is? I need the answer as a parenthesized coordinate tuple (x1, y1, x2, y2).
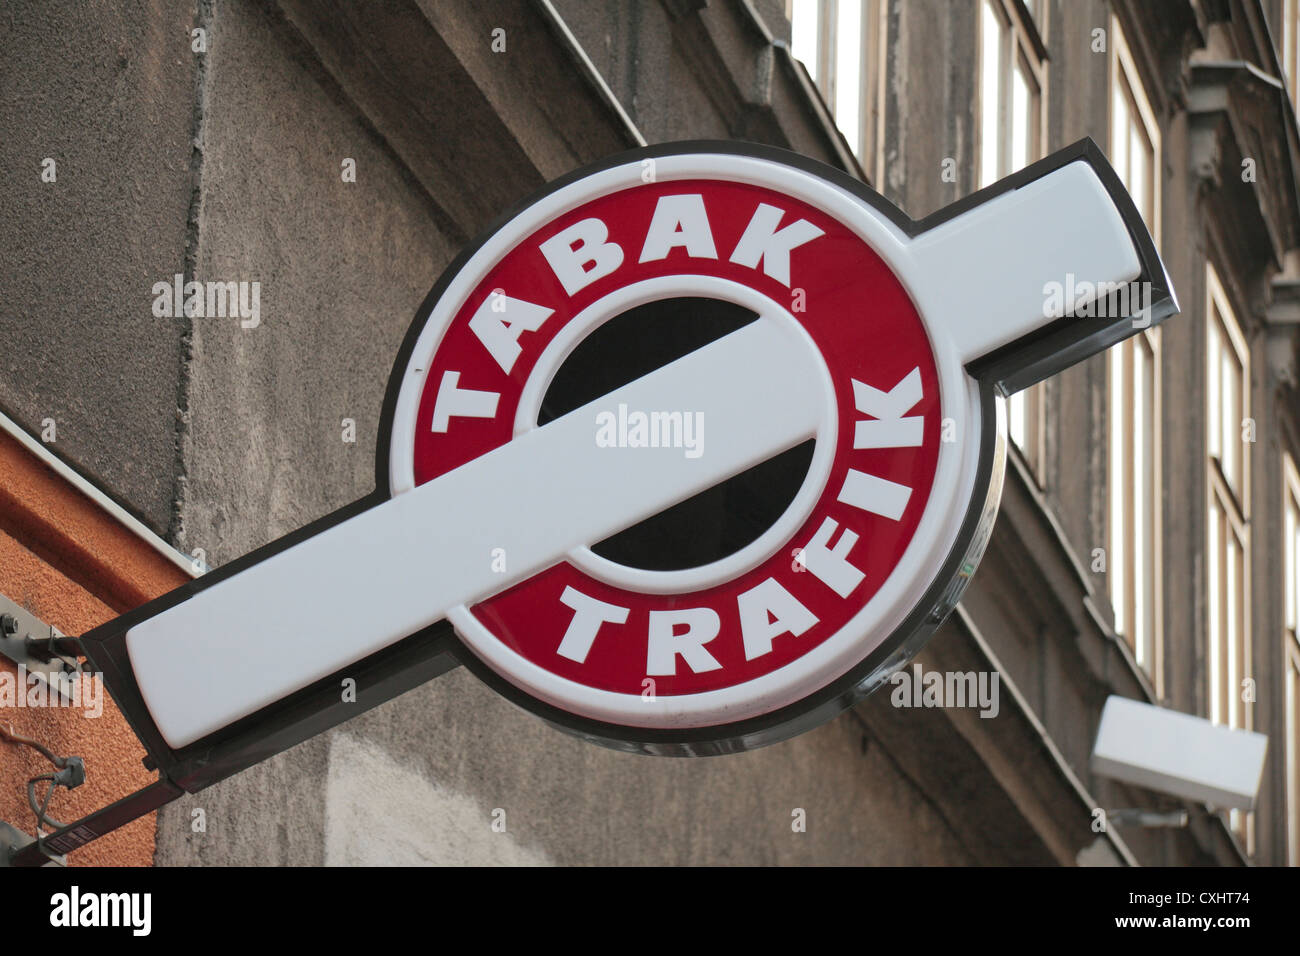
(389, 154, 982, 729)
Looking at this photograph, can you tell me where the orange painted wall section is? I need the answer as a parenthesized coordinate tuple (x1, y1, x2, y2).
(0, 429, 191, 865)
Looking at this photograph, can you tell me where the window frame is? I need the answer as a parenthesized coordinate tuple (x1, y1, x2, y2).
(1105, 14, 1163, 691)
(977, 0, 1047, 189)
(1107, 323, 1162, 679)
(1205, 263, 1253, 853)
(787, 0, 887, 182)
(1109, 19, 1161, 244)
(979, 0, 1048, 482)
(1205, 265, 1251, 731)
(1287, 640, 1300, 865)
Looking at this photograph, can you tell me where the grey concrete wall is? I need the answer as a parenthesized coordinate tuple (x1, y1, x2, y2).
(0, 0, 197, 534)
(157, 665, 983, 866)
(878, 0, 978, 212)
(172, 0, 458, 562)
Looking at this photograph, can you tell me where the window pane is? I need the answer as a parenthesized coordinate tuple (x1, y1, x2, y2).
(1109, 344, 1127, 635)
(1209, 499, 1221, 724)
(1011, 59, 1031, 174)
(1287, 0, 1298, 104)
(1135, 340, 1154, 663)
(1235, 531, 1246, 729)
(980, 1, 1002, 188)
(1008, 390, 1026, 449)
(1293, 518, 1300, 632)
(791, 0, 821, 85)
(1224, 349, 1240, 491)
(1109, 33, 1161, 672)
(1288, 657, 1299, 864)
(1127, 119, 1142, 209)
(1111, 81, 1130, 191)
(1208, 321, 1222, 463)
(1288, 0, 1296, 84)
(1227, 533, 1239, 728)
(1129, 119, 1150, 226)
(835, 0, 862, 154)
(1286, 495, 1296, 632)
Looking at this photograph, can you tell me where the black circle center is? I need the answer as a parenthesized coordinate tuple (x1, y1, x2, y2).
(539, 297, 815, 572)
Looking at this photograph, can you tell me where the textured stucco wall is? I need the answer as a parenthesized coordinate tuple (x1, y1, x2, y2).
(0, 0, 197, 535)
(171, 0, 458, 559)
(156, 665, 978, 866)
(0, 429, 191, 865)
(0, 534, 155, 867)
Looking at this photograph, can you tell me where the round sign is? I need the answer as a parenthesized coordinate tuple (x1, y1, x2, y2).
(382, 143, 992, 752)
(96, 138, 1163, 774)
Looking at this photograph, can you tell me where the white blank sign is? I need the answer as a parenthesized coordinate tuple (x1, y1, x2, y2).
(1090, 695, 1267, 810)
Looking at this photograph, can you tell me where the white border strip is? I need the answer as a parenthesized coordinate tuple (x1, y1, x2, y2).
(0, 409, 199, 579)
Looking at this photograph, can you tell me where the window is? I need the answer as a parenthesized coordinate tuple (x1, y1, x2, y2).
(978, 0, 1043, 189)
(1206, 265, 1249, 731)
(1206, 265, 1252, 851)
(979, 0, 1047, 478)
(1006, 377, 1043, 477)
(1106, 18, 1161, 683)
(1288, 645, 1300, 865)
(1284, 454, 1300, 865)
(788, 0, 885, 179)
(1108, 320, 1159, 669)
(1109, 24, 1158, 230)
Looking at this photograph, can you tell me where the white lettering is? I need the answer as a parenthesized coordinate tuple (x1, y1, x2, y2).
(430, 371, 499, 432)
(539, 217, 624, 295)
(647, 607, 722, 675)
(838, 469, 912, 521)
(737, 577, 818, 660)
(556, 586, 630, 663)
(639, 193, 718, 262)
(468, 294, 553, 374)
(851, 368, 923, 448)
(796, 517, 866, 598)
(728, 203, 823, 286)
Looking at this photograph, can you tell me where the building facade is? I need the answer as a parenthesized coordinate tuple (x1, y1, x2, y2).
(2, 0, 1299, 865)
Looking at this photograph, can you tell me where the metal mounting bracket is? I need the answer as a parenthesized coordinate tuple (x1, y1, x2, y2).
(0, 591, 88, 701)
(0, 820, 66, 867)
